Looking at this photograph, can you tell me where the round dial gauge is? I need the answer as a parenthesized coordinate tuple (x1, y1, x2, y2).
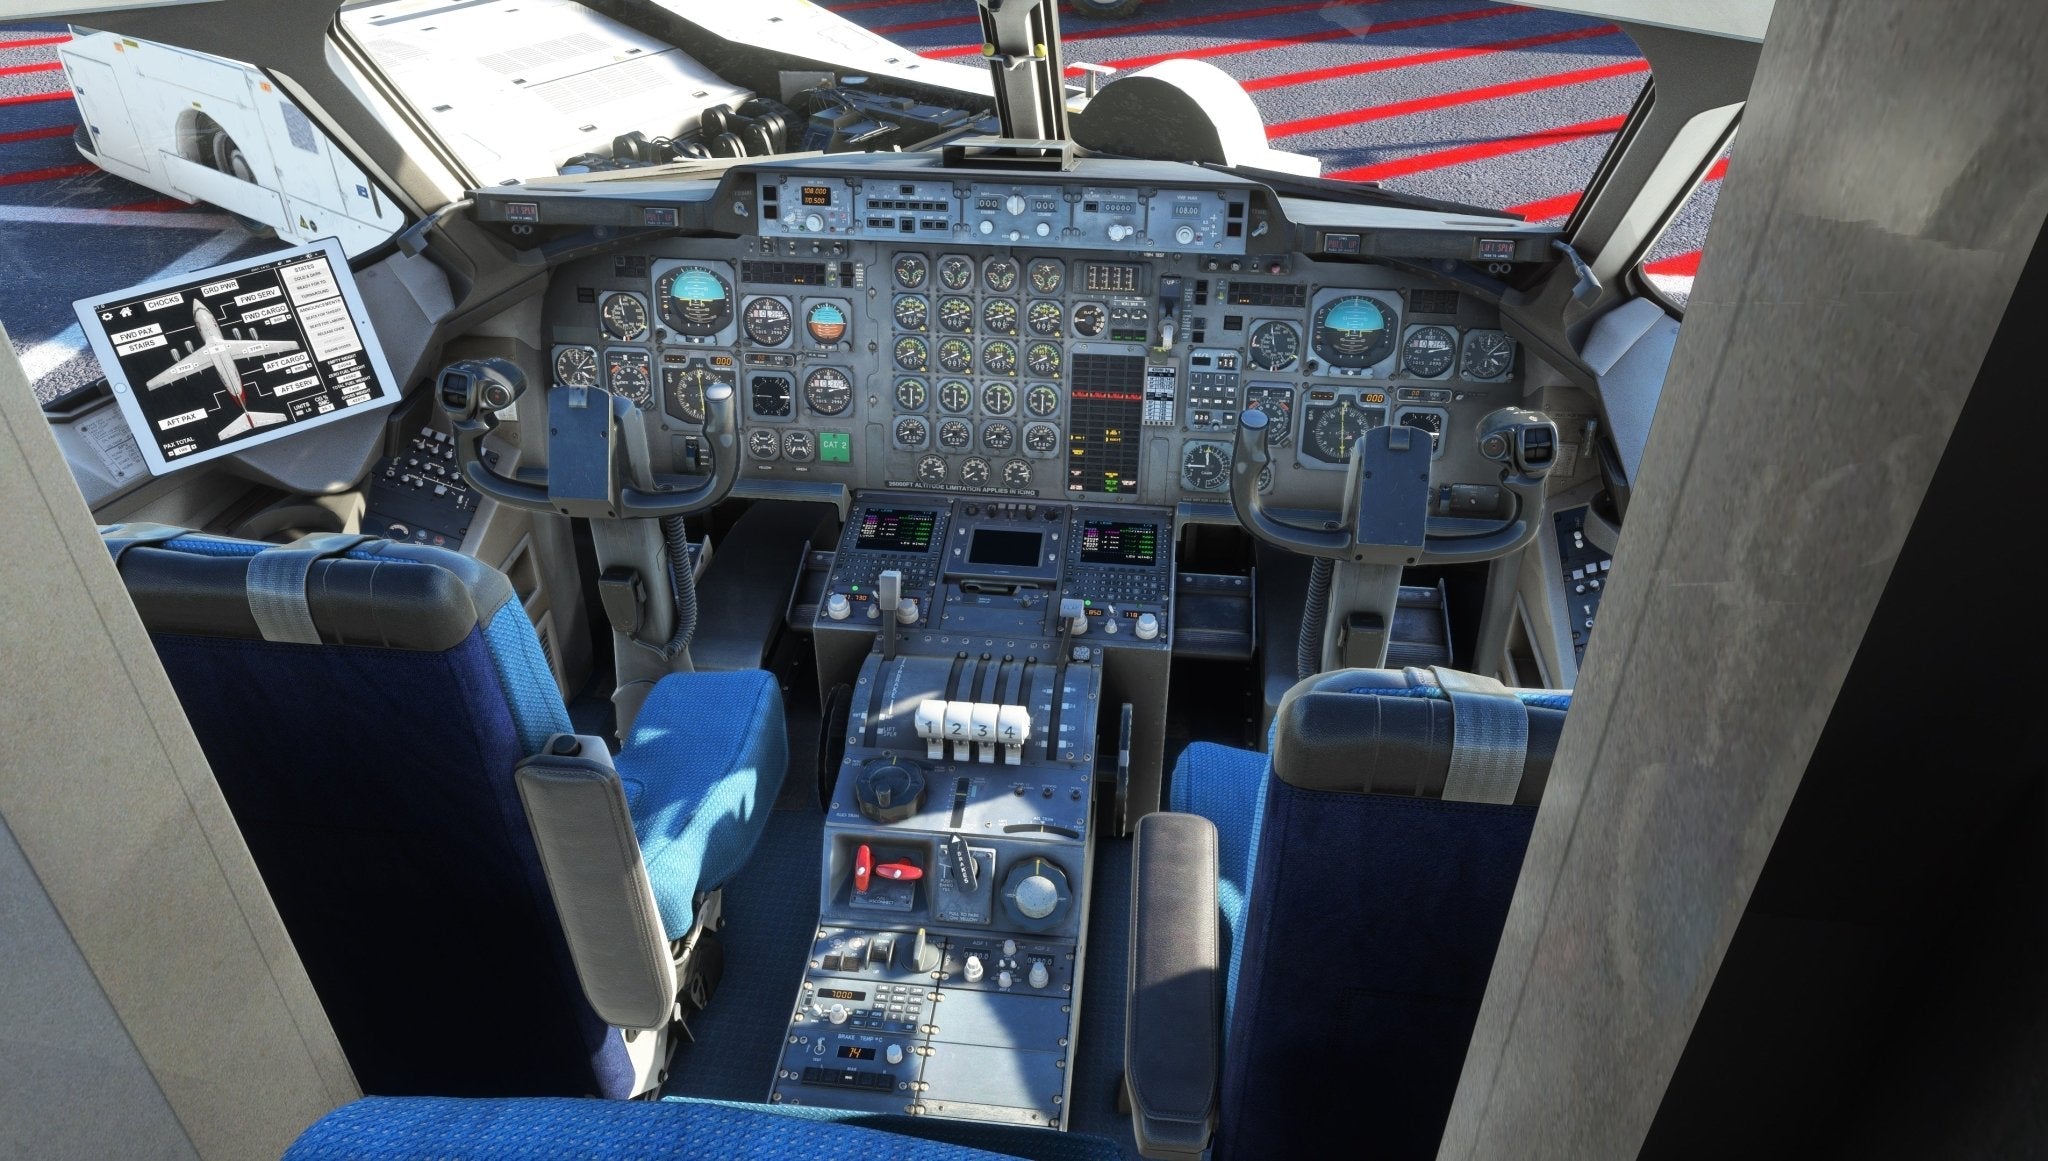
(916, 454, 947, 486)
(982, 298, 1018, 336)
(983, 340, 1018, 376)
(1072, 301, 1107, 337)
(1244, 386, 1294, 446)
(894, 254, 929, 289)
(938, 419, 973, 449)
(1312, 294, 1396, 370)
(1025, 342, 1062, 378)
(600, 292, 648, 341)
(983, 258, 1019, 293)
(1027, 300, 1063, 336)
(894, 416, 929, 447)
(1259, 463, 1274, 494)
(747, 429, 780, 460)
(783, 430, 816, 461)
(1024, 422, 1059, 454)
(1248, 321, 1300, 371)
(1402, 326, 1457, 378)
(803, 367, 853, 415)
(554, 345, 598, 388)
(749, 373, 792, 418)
(981, 382, 1016, 415)
(804, 301, 850, 345)
(1028, 259, 1063, 294)
(1397, 409, 1445, 453)
(892, 295, 929, 332)
(937, 338, 974, 374)
(1306, 401, 1379, 464)
(938, 380, 973, 414)
(743, 296, 792, 346)
(1462, 330, 1515, 379)
(605, 350, 652, 408)
(894, 336, 929, 372)
(1003, 459, 1032, 487)
(1025, 384, 1060, 417)
(982, 421, 1015, 451)
(1182, 442, 1230, 491)
(960, 456, 991, 486)
(895, 377, 928, 410)
(663, 357, 731, 424)
(938, 255, 974, 291)
(938, 297, 975, 334)
(656, 265, 732, 337)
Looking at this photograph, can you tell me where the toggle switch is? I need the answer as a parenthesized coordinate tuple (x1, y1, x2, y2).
(854, 844, 872, 894)
(874, 860, 923, 881)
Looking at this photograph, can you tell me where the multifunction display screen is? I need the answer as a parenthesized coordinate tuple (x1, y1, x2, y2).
(75, 238, 398, 475)
(801, 185, 834, 206)
(855, 508, 938, 553)
(1067, 352, 1144, 495)
(1079, 520, 1160, 567)
(967, 528, 1044, 568)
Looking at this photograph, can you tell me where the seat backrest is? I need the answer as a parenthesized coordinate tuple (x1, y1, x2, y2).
(1220, 667, 1569, 1160)
(104, 525, 635, 1099)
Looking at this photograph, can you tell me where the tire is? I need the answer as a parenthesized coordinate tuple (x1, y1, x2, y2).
(1070, 0, 1143, 17)
(205, 128, 276, 237)
(72, 124, 96, 157)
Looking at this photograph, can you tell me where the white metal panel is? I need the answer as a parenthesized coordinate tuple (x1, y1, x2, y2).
(62, 53, 150, 171)
(1517, 0, 1774, 42)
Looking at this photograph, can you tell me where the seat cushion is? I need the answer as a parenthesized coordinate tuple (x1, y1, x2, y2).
(1167, 741, 1270, 1035)
(285, 1096, 1124, 1161)
(616, 669, 790, 938)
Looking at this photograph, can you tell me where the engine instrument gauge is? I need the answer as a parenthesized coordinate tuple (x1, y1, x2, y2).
(981, 382, 1016, 414)
(894, 336, 930, 372)
(1181, 442, 1230, 491)
(895, 378, 929, 410)
(916, 454, 947, 486)
(982, 298, 1018, 335)
(1072, 302, 1106, 337)
(960, 456, 991, 486)
(1024, 342, 1062, 378)
(1305, 400, 1382, 464)
(783, 430, 816, 462)
(1247, 321, 1299, 371)
(894, 254, 929, 289)
(804, 367, 853, 415)
(938, 297, 975, 334)
(1028, 259, 1063, 294)
(1027, 300, 1063, 336)
(1397, 408, 1445, 454)
(938, 380, 973, 414)
(983, 258, 1019, 293)
(892, 295, 929, 332)
(938, 255, 974, 291)
(553, 345, 599, 388)
(742, 296, 792, 346)
(600, 292, 648, 341)
(1003, 458, 1033, 487)
(894, 416, 929, 447)
(937, 338, 974, 374)
(1402, 326, 1457, 378)
(982, 421, 1015, 451)
(1244, 385, 1294, 446)
(662, 356, 731, 424)
(747, 429, 780, 459)
(1024, 422, 1059, 454)
(804, 301, 850, 345)
(749, 373, 793, 418)
(938, 419, 973, 449)
(605, 349, 652, 408)
(656, 265, 733, 337)
(1025, 384, 1060, 417)
(1461, 330, 1515, 380)
(983, 339, 1018, 376)
(1311, 294, 1395, 370)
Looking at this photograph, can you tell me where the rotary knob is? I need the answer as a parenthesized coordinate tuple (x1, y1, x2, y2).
(1175, 224, 1196, 245)
(1005, 194, 1026, 215)
(825, 593, 851, 621)
(1028, 960, 1050, 989)
(828, 1003, 849, 1025)
(963, 954, 985, 983)
(1015, 875, 1059, 919)
(1106, 223, 1135, 243)
(886, 1044, 904, 1065)
(855, 757, 926, 824)
(1135, 613, 1160, 641)
(999, 856, 1072, 930)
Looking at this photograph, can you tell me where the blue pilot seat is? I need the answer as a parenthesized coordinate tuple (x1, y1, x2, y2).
(1125, 666, 1570, 1160)
(101, 524, 788, 1100)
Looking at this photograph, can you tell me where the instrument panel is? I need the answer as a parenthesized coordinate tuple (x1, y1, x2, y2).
(538, 213, 1531, 519)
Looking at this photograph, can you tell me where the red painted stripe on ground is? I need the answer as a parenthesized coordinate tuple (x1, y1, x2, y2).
(1644, 250, 1701, 276)
(1268, 58, 1647, 139)
(0, 60, 64, 79)
(1704, 156, 1730, 181)
(1328, 115, 1625, 183)
(111, 197, 193, 212)
(925, 0, 1383, 58)
(1505, 190, 1580, 220)
(0, 161, 96, 187)
(0, 34, 73, 50)
(1093, 4, 1516, 75)
(0, 123, 75, 146)
(0, 90, 72, 107)
(1244, 22, 1621, 93)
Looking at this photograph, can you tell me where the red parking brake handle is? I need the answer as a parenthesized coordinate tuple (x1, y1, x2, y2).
(854, 844, 872, 893)
(874, 861, 923, 881)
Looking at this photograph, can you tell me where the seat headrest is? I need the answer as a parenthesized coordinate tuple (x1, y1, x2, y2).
(1271, 667, 1570, 806)
(103, 525, 517, 652)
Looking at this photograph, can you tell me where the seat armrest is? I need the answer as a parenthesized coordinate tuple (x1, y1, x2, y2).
(516, 735, 677, 1031)
(1125, 811, 1221, 1160)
